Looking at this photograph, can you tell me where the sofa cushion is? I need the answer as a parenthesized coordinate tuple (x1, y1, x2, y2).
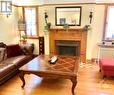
(99, 58, 114, 70)
(0, 63, 15, 78)
(20, 43, 34, 55)
(1, 55, 32, 68)
(6, 44, 24, 58)
(0, 48, 6, 62)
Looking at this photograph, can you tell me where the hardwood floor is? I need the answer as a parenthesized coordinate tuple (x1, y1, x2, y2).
(0, 62, 114, 95)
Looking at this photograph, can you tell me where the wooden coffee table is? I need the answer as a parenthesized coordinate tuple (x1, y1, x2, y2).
(19, 55, 79, 95)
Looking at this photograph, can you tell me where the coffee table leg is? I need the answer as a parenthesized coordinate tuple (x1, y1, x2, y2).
(71, 76, 77, 95)
(19, 71, 25, 88)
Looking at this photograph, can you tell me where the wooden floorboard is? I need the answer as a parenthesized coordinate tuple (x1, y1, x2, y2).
(0, 62, 114, 95)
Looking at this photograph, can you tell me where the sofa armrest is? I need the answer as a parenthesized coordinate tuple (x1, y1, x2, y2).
(0, 42, 6, 48)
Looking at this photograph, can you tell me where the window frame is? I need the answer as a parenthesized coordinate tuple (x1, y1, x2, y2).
(23, 6, 39, 39)
(103, 5, 114, 41)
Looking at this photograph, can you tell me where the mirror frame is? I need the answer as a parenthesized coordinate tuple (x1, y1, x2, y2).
(55, 6, 82, 26)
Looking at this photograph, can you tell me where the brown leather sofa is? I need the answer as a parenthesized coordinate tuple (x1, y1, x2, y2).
(0, 42, 34, 85)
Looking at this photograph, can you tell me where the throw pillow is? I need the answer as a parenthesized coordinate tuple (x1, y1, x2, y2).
(0, 48, 6, 62)
(6, 44, 23, 58)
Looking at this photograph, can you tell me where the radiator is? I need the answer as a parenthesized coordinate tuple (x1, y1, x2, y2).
(99, 48, 114, 59)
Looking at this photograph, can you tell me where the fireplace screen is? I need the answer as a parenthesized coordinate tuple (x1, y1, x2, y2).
(55, 40, 80, 56)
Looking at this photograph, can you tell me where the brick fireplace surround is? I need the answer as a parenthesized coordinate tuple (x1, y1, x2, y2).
(49, 28, 87, 62)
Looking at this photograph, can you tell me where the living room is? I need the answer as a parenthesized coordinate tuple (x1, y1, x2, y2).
(0, 0, 114, 95)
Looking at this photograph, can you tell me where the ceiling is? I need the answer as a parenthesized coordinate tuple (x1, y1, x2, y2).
(12, 0, 114, 5)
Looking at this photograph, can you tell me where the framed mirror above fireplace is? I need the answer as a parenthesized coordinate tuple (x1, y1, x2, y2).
(55, 6, 82, 26)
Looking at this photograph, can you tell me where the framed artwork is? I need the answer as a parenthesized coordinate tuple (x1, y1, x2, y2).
(59, 18, 66, 25)
(0, 1, 12, 13)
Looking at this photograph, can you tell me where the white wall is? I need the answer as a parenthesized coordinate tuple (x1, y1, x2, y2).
(12, 0, 44, 5)
(86, 4, 105, 60)
(0, 6, 18, 44)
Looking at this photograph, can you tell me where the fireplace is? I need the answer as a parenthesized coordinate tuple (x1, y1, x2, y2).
(55, 40, 80, 56)
(49, 28, 87, 62)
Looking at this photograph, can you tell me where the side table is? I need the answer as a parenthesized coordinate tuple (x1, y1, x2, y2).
(39, 36, 45, 54)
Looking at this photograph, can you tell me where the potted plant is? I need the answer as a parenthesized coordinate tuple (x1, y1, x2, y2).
(47, 22, 51, 29)
(21, 35, 27, 44)
(63, 23, 69, 29)
(83, 25, 91, 31)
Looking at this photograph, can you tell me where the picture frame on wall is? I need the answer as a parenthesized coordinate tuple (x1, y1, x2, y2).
(0, 1, 12, 12)
(59, 18, 66, 25)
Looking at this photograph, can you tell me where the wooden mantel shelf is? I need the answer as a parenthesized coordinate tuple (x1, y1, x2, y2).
(49, 28, 87, 62)
(49, 28, 84, 31)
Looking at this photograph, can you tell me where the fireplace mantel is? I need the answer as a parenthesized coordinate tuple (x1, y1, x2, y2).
(49, 28, 87, 62)
(49, 28, 83, 31)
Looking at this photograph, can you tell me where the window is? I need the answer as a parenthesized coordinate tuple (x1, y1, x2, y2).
(23, 7, 38, 38)
(104, 6, 114, 40)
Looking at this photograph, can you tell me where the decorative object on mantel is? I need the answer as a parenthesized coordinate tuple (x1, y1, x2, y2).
(44, 11, 51, 34)
(47, 22, 51, 29)
(83, 25, 91, 31)
(63, 23, 69, 30)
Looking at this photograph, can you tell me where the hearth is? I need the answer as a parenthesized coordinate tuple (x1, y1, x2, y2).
(55, 40, 80, 56)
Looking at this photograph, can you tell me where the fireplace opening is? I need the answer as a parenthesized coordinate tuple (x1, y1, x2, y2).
(55, 40, 80, 56)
